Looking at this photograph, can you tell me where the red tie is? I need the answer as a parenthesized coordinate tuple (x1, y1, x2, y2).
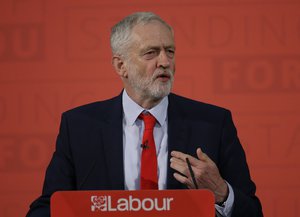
(139, 113, 158, 189)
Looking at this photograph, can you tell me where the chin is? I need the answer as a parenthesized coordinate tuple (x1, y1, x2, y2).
(149, 85, 172, 99)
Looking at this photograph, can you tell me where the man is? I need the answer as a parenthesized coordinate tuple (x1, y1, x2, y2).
(26, 12, 263, 217)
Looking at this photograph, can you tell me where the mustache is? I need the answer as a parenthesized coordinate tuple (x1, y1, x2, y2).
(152, 68, 174, 80)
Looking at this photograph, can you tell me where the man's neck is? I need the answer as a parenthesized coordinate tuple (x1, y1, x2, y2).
(125, 89, 164, 110)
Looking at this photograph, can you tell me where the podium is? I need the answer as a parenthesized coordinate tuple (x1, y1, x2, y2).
(51, 189, 215, 217)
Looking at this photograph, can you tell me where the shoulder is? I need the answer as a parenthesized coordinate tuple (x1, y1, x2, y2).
(168, 93, 231, 123)
(61, 94, 122, 122)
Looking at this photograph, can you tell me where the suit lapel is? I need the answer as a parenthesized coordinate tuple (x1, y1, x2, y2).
(97, 93, 190, 190)
(101, 94, 125, 190)
(166, 94, 189, 189)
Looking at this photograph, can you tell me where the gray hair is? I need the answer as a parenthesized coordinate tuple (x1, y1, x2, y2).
(110, 12, 173, 57)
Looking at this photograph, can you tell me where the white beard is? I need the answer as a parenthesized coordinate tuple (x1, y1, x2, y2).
(127, 64, 174, 100)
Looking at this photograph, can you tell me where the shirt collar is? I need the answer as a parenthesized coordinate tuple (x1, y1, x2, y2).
(122, 90, 168, 126)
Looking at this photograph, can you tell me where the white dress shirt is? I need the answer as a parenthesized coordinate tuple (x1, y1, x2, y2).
(122, 90, 234, 216)
(122, 90, 169, 190)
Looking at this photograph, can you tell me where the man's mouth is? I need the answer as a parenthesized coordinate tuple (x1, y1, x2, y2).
(156, 73, 171, 82)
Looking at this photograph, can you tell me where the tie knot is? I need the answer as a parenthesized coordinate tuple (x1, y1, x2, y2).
(139, 113, 156, 130)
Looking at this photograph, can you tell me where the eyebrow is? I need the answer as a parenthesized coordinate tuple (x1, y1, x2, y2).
(141, 45, 175, 53)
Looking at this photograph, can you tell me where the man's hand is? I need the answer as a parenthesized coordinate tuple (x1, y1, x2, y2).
(170, 148, 228, 203)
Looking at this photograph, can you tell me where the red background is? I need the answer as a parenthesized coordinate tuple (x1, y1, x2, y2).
(0, 0, 300, 216)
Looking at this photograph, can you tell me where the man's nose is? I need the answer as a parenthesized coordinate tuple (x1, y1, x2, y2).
(157, 50, 170, 68)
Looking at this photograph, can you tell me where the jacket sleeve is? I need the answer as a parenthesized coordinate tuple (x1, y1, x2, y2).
(26, 113, 76, 217)
(218, 110, 263, 217)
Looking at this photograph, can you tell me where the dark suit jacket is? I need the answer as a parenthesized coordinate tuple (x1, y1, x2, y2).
(26, 93, 263, 217)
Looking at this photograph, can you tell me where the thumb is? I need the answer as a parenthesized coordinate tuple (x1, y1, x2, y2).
(197, 147, 207, 161)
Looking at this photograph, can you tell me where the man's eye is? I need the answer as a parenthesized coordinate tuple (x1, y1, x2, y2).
(144, 51, 157, 59)
(146, 51, 156, 55)
(167, 49, 175, 57)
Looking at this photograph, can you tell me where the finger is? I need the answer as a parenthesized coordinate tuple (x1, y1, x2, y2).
(171, 150, 206, 169)
(170, 159, 189, 177)
(196, 148, 207, 161)
(173, 173, 193, 188)
(171, 151, 198, 163)
(182, 150, 207, 166)
(170, 157, 187, 166)
(171, 150, 190, 160)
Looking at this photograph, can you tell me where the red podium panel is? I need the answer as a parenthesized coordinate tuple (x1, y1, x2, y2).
(51, 190, 215, 217)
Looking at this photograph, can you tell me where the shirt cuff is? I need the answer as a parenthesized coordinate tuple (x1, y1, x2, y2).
(215, 181, 234, 217)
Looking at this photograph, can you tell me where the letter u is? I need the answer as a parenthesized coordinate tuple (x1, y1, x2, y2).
(154, 198, 166, 211)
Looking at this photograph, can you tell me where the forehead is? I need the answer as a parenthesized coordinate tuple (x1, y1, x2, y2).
(130, 21, 175, 50)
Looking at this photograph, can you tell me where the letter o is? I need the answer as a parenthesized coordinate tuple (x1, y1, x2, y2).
(142, 198, 154, 211)
(246, 61, 274, 90)
(130, 197, 141, 211)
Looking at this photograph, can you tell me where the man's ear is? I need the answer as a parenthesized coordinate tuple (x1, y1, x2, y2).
(112, 55, 128, 78)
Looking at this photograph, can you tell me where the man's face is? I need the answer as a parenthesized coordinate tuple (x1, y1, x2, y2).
(124, 21, 175, 101)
